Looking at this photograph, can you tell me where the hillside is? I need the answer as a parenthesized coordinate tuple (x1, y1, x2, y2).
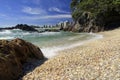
(69, 0, 120, 32)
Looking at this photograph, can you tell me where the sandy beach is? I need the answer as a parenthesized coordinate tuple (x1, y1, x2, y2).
(22, 28, 120, 80)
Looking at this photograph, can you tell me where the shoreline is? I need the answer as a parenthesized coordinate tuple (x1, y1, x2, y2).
(22, 28, 120, 80)
(41, 33, 103, 58)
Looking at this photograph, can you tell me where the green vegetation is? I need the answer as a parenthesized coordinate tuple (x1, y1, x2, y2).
(70, 0, 120, 31)
(71, 0, 120, 21)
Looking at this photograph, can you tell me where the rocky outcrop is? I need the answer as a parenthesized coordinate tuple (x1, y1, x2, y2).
(44, 29, 60, 32)
(0, 38, 44, 80)
(70, 12, 104, 32)
(71, 11, 120, 32)
(70, 0, 120, 33)
(60, 12, 104, 32)
(14, 24, 39, 32)
(0, 24, 39, 32)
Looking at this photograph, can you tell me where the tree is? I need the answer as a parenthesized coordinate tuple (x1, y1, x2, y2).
(70, 0, 120, 31)
(71, 0, 120, 24)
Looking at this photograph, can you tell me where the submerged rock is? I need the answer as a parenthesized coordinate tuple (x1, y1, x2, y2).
(0, 38, 44, 80)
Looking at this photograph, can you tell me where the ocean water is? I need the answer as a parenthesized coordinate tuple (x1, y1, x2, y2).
(0, 29, 103, 58)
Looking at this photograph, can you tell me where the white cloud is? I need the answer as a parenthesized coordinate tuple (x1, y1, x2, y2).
(22, 6, 46, 15)
(40, 14, 71, 19)
(21, 14, 72, 20)
(49, 7, 70, 14)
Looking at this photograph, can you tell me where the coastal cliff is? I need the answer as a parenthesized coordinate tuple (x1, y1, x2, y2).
(67, 0, 120, 32)
(70, 13, 120, 32)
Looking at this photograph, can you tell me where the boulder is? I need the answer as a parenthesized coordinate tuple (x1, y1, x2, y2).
(0, 38, 44, 80)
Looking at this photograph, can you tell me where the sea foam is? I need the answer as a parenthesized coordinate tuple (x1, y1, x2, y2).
(0, 30, 12, 34)
(41, 33, 103, 58)
(0, 36, 14, 40)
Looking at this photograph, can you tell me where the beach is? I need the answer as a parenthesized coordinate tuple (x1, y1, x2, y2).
(22, 28, 120, 80)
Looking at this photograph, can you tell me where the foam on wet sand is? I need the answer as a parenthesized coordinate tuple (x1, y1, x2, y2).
(41, 33, 103, 58)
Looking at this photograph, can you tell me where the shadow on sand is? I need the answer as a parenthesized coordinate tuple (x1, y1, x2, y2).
(19, 58, 48, 80)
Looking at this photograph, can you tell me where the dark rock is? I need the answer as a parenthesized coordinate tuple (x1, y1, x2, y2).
(71, 12, 104, 32)
(0, 38, 44, 80)
(69, 11, 120, 32)
(14, 24, 38, 32)
(44, 29, 60, 32)
(0, 24, 39, 32)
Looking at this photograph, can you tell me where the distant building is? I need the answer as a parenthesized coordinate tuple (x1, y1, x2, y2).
(58, 21, 62, 27)
(63, 20, 69, 28)
(41, 20, 73, 29)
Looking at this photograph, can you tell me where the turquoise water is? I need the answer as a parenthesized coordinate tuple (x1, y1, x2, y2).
(0, 29, 102, 58)
(0, 29, 94, 47)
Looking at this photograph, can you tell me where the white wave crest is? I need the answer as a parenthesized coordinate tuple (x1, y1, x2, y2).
(40, 32, 60, 36)
(0, 36, 14, 40)
(41, 34, 103, 58)
(23, 32, 31, 35)
(0, 30, 12, 34)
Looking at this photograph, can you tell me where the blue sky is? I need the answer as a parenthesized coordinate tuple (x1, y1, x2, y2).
(0, 0, 72, 27)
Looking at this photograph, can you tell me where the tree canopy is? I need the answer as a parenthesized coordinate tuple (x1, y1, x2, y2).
(71, 0, 120, 21)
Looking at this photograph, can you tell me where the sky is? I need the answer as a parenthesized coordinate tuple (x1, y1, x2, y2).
(0, 0, 72, 27)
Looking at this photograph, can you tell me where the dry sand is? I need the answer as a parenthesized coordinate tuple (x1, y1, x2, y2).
(22, 29, 120, 80)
